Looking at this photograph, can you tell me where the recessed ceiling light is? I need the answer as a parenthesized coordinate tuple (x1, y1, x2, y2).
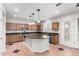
(65, 24, 69, 28)
(56, 11, 59, 14)
(37, 20, 40, 23)
(14, 15, 16, 17)
(32, 22, 35, 24)
(14, 8, 18, 12)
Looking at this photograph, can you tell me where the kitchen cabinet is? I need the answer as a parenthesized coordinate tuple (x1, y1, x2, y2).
(37, 24, 42, 30)
(24, 24, 29, 29)
(51, 34, 59, 44)
(52, 22, 59, 30)
(16, 24, 25, 30)
(6, 23, 17, 30)
(6, 23, 26, 30)
(6, 35, 10, 43)
(6, 34, 23, 43)
(31, 24, 42, 30)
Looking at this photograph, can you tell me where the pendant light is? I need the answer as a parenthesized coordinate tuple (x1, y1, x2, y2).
(29, 15, 32, 20)
(32, 13, 35, 24)
(32, 13, 35, 21)
(37, 9, 40, 23)
(29, 15, 32, 25)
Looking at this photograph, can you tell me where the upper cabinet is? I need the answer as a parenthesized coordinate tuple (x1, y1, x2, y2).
(6, 23, 25, 30)
(52, 22, 59, 31)
(31, 24, 42, 30)
(6, 23, 42, 31)
(16, 24, 25, 30)
(6, 23, 17, 30)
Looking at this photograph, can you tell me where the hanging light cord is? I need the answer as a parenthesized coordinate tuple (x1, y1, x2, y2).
(37, 9, 40, 21)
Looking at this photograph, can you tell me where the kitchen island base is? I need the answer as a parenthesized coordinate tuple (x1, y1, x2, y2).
(24, 36, 49, 53)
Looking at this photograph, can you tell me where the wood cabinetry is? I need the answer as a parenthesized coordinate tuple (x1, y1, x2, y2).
(16, 24, 25, 30)
(6, 35, 10, 43)
(52, 22, 59, 30)
(6, 23, 17, 30)
(31, 24, 41, 30)
(24, 24, 29, 29)
(51, 34, 59, 44)
(6, 23, 42, 30)
(6, 34, 23, 43)
(6, 23, 26, 30)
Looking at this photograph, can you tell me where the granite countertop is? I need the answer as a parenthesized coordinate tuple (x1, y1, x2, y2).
(6, 30, 59, 34)
(6, 30, 37, 33)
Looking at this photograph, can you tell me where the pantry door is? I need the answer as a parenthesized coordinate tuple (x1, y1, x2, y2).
(0, 4, 6, 52)
(60, 18, 75, 48)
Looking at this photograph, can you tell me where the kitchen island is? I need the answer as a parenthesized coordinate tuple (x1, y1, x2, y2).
(6, 30, 59, 52)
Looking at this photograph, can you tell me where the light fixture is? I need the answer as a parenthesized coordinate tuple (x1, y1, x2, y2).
(29, 15, 32, 20)
(37, 9, 40, 23)
(32, 13, 35, 20)
(14, 15, 16, 17)
(65, 24, 69, 28)
(76, 3, 79, 8)
(14, 8, 18, 12)
(56, 11, 59, 14)
(32, 13, 35, 16)
(56, 3, 62, 6)
(37, 20, 40, 23)
(28, 9, 41, 23)
(32, 22, 35, 24)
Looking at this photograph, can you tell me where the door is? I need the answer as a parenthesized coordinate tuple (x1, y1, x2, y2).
(0, 4, 6, 52)
(60, 18, 75, 48)
(74, 18, 79, 48)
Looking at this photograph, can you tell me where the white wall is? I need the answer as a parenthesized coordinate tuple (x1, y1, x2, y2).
(53, 11, 79, 48)
(42, 11, 79, 48)
(42, 19, 60, 31)
(6, 18, 31, 24)
(0, 4, 6, 54)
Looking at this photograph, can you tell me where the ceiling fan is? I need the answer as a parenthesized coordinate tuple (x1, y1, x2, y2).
(76, 3, 79, 7)
(56, 3, 62, 6)
(56, 3, 79, 7)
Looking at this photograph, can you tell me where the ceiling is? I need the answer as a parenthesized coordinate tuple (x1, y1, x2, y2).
(3, 3, 79, 21)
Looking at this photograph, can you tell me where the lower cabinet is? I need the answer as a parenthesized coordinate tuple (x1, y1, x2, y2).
(51, 34, 59, 44)
(6, 34, 23, 43)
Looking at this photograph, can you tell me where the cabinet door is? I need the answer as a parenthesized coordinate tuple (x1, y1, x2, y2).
(37, 24, 42, 30)
(6, 23, 10, 30)
(16, 24, 25, 30)
(31, 24, 41, 30)
(8, 34, 23, 43)
(6, 23, 17, 30)
(60, 19, 75, 47)
(31, 24, 37, 30)
(75, 18, 79, 48)
(52, 22, 59, 30)
(16, 34, 23, 42)
(51, 34, 59, 44)
(24, 24, 28, 29)
(9, 35, 15, 43)
(6, 35, 10, 43)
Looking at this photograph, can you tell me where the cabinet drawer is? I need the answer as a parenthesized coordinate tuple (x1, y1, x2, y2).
(6, 34, 23, 43)
(51, 34, 59, 44)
